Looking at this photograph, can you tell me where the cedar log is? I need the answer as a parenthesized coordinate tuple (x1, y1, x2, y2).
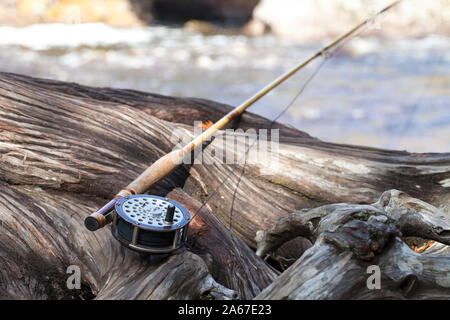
(0, 72, 448, 299)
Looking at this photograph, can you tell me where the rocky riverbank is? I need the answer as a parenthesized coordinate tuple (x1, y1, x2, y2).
(0, 0, 258, 26)
(1, 0, 448, 39)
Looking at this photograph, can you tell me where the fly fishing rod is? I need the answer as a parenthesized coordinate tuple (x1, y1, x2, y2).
(84, 1, 401, 254)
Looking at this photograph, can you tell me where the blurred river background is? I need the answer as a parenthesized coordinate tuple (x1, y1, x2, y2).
(0, 0, 448, 152)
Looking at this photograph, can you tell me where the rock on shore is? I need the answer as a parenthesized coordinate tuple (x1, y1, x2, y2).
(0, 0, 259, 26)
(1, 0, 448, 39)
(0, 0, 142, 26)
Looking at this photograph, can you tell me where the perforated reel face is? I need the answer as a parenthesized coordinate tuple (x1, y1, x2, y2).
(115, 195, 190, 231)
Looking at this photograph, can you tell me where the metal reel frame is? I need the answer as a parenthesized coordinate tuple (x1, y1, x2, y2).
(111, 194, 191, 254)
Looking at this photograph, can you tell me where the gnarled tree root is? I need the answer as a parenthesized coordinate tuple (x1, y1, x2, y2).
(255, 190, 450, 299)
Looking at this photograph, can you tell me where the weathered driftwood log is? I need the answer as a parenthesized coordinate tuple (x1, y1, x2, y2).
(255, 190, 450, 299)
(1, 72, 448, 249)
(0, 181, 238, 299)
(0, 72, 449, 299)
(167, 188, 277, 299)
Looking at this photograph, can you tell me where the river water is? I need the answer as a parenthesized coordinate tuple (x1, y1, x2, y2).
(0, 23, 448, 152)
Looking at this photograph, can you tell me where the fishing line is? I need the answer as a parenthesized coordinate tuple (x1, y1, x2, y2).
(84, 1, 403, 256)
(190, 19, 375, 229)
(190, 57, 328, 226)
(227, 58, 328, 230)
(389, 75, 434, 149)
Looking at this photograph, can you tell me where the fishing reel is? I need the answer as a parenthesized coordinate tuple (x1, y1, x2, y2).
(110, 194, 191, 254)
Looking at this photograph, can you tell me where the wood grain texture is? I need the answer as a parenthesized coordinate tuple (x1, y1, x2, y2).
(0, 182, 236, 299)
(0, 72, 448, 300)
(255, 190, 450, 299)
(167, 188, 277, 299)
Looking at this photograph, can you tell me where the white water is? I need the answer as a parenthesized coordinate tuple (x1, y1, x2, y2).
(0, 23, 448, 152)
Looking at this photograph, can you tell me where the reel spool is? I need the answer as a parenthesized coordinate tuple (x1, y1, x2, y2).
(111, 194, 191, 254)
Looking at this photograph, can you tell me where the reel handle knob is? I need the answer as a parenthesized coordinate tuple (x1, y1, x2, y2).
(84, 213, 104, 231)
(85, 211, 115, 231)
(165, 204, 176, 223)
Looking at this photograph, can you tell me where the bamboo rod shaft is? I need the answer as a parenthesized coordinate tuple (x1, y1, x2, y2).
(182, 0, 401, 152)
